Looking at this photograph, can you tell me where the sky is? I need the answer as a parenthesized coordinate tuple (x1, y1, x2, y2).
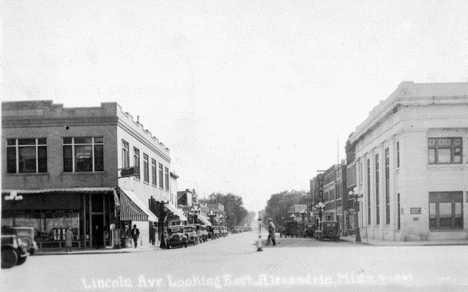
(1, 0, 468, 213)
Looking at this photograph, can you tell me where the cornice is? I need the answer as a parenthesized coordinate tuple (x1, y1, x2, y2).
(1, 117, 119, 128)
(117, 120, 171, 163)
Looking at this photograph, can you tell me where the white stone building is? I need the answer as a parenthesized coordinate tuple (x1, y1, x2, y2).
(349, 81, 468, 241)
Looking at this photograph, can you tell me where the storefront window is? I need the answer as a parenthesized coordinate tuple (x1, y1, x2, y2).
(1, 211, 80, 240)
(429, 192, 463, 230)
(438, 203, 452, 228)
(455, 202, 463, 228)
(429, 203, 437, 229)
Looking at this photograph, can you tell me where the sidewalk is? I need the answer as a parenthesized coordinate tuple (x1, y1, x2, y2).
(35, 245, 160, 256)
(340, 234, 468, 246)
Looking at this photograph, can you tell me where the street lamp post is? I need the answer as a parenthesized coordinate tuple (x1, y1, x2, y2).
(315, 202, 325, 224)
(348, 188, 363, 243)
(207, 210, 216, 226)
(190, 206, 200, 225)
(159, 200, 169, 248)
(300, 210, 306, 237)
(5, 192, 24, 227)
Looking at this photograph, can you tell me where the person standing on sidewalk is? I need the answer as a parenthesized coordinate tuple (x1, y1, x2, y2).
(131, 224, 140, 248)
(94, 225, 103, 249)
(65, 227, 73, 252)
(268, 218, 276, 246)
(149, 223, 156, 246)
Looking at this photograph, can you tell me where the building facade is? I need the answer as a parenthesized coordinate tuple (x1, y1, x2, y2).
(349, 81, 468, 241)
(2, 101, 173, 248)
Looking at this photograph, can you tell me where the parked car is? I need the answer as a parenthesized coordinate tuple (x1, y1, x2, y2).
(277, 226, 285, 237)
(284, 221, 300, 238)
(2, 226, 38, 255)
(221, 227, 228, 237)
(183, 225, 200, 245)
(199, 225, 209, 242)
(213, 226, 221, 239)
(316, 221, 341, 241)
(303, 223, 316, 238)
(165, 226, 188, 249)
(2, 235, 29, 269)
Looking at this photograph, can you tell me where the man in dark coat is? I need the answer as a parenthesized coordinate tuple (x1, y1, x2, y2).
(268, 218, 276, 246)
(131, 224, 140, 248)
(149, 223, 156, 246)
(94, 225, 103, 249)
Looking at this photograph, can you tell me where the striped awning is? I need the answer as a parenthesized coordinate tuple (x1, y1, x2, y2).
(119, 189, 158, 222)
(165, 203, 188, 221)
(198, 215, 212, 226)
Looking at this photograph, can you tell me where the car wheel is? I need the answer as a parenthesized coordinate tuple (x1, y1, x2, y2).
(167, 244, 172, 249)
(1, 248, 18, 269)
(185, 242, 188, 248)
(16, 256, 27, 266)
(29, 250, 35, 256)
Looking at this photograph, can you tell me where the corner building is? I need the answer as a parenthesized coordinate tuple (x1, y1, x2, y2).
(2, 101, 172, 248)
(349, 81, 468, 241)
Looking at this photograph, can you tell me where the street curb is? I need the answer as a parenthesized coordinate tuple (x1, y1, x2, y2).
(35, 247, 158, 256)
(340, 238, 468, 246)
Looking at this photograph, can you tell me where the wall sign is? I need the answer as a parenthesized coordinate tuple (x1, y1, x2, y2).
(410, 208, 421, 215)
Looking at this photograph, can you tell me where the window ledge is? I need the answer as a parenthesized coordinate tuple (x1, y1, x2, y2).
(429, 229, 464, 232)
(61, 171, 107, 175)
(5, 173, 48, 176)
(427, 164, 466, 171)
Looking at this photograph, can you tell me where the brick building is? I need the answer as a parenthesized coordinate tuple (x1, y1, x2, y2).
(2, 100, 176, 248)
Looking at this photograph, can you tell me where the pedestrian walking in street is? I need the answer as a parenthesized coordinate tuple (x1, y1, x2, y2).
(131, 224, 140, 248)
(268, 218, 276, 246)
(94, 225, 103, 249)
(65, 227, 73, 252)
(149, 223, 156, 246)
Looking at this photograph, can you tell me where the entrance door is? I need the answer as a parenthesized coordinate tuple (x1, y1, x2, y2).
(91, 214, 104, 247)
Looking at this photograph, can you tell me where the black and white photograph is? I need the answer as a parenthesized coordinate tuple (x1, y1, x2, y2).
(1, 0, 468, 291)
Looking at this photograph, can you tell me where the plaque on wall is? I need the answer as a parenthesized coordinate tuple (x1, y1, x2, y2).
(410, 208, 421, 215)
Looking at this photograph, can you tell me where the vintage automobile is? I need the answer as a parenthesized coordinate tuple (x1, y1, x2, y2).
(1, 226, 38, 255)
(165, 226, 188, 249)
(283, 221, 300, 238)
(221, 227, 228, 237)
(212, 226, 221, 239)
(277, 226, 285, 237)
(303, 223, 316, 238)
(183, 225, 200, 245)
(199, 225, 209, 242)
(316, 221, 341, 241)
(2, 235, 29, 269)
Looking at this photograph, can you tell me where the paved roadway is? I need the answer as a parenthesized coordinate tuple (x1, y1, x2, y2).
(1, 231, 467, 292)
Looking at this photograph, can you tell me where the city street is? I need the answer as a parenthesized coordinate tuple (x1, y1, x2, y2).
(1, 231, 468, 292)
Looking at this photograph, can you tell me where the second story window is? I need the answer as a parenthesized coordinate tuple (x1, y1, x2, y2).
(143, 154, 149, 183)
(165, 167, 169, 191)
(133, 147, 140, 180)
(122, 140, 129, 168)
(63, 137, 103, 172)
(158, 163, 163, 189)
(7, 138, 47, 174)
(428, 137, 462, 164)
(151, 159, 157, 186)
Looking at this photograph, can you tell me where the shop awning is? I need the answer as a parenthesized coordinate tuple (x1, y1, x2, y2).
(197, 215, 212, 226)
(165, 203, 187, 221)
(119, 189, 158, 222)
